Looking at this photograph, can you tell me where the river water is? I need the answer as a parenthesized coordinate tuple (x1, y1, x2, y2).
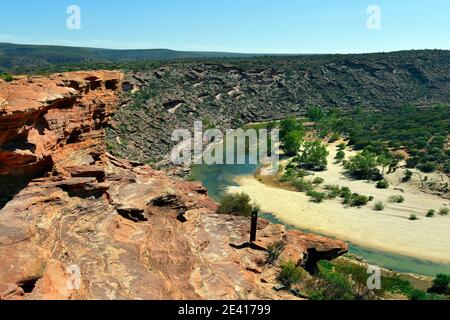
(190, 145, 450, 277)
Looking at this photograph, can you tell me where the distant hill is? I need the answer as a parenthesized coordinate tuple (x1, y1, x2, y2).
(0, 42, 255, 73)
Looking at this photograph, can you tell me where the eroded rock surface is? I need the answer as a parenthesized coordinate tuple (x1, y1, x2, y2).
(0, 72, 348, 300)
(0, 71, 123, 207)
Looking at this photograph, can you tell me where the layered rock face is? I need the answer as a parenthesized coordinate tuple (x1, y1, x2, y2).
(0, 71, 122, 177)
(0, 71, 123, 207)
(109, 51, 450, 163)
(0, 72, 347, 300)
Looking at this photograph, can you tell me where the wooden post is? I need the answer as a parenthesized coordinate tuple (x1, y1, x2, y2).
(250, 209, 258, 243)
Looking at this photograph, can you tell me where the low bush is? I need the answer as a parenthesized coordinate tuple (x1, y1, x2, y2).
(292, 179, 314, 193)
(308, 269, 356, 300)
(373, 201, 385, 211)
(439, 208, 449, 216)
(325, 185, 340, 199)
(218, 192, 255, 217)
(409, 289, 427, 300)
(267, 241, 285, 265)
(279, 168, 296, 182)
(329, 133, 340, 143)
(402, 170, 413, 182)
(1, 73, 14, 82)
(417, 162, 437, 173)
(409, 289, 443, 300)
(426, 209, 435, 218)
(339, 186, 352, 199)
(351, 195, 370, 207)
(307, 191, 327, 203)
(376, 180, 389, 189)
(409, 214, 418, 221)
(278, 261, 304, 287)
(388, 195, 405, 204)
(312, 177, 325, 185)
(383, 276, 414, 296)
(335, 150, 346, 162)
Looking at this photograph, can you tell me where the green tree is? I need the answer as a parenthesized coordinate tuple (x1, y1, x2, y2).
(307, 106, 326, 122)
(417, 162, 437, 173)
(296, 141, 329, 171)
(344, 151, 382, 181)
(281, 131, 303, 157)
(280, 117, 303, 140)
(428, 274, 450, 295)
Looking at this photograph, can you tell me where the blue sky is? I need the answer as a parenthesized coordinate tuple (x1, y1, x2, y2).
(0, 0, 449, 53)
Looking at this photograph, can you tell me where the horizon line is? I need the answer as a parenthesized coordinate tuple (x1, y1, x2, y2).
(1, 41, 448, 56)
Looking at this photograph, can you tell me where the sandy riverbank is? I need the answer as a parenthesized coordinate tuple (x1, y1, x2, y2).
(227, 142, 450, 264)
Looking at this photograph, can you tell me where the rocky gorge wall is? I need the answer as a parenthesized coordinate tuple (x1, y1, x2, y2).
(0, 71, 348, 300)
(107, 50, 450, 165)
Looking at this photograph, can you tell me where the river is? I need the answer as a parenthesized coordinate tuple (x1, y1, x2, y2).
(190, 142, 450, 277)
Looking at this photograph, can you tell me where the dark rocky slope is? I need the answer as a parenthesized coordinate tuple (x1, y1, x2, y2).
(107, 50, 450, 164)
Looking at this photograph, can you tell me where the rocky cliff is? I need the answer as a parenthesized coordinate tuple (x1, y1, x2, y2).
(107, 50, 450, 164)
(0, 71, 347, 300)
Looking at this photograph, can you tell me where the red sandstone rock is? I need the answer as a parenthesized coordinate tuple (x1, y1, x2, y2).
(0, 71, 348, 300)
(0, 71, 123, 177)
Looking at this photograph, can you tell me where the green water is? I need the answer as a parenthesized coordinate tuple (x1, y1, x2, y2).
(191, 147, 450, 277)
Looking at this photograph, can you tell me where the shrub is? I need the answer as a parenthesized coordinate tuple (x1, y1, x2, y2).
(309, 268, 356, 300)
(417, 162, 437, 173)
(376, 180, 389, 189)
(444, 161, 450, 174)
(337, 143, 347, 151)
(325, 185, 340, 199)
(329, 133, 340, 143)
(388, 195, 405, 204)
(383, 276, 414, 296)
(1, 73, 14, 82)
(267, 241, 285, 265)
(426, 209, 435, 218)
(409, 214, 418, 221)
(307, 106, 326, 122)
(218, 192, 254, 217)
(351, 195, 369, 207)
(335, 150, 346, 162)
(312, 177, 325, 185)
(409, 289, 427, 300)
(402, 170, 413, 182)
(307, 191, 327, 203)
(278, 261, 304, 287)
(406, 157, 419, 169)
(281, 131, 303, 157)
(344, 151, 382, 181)
(373, 201, 385, 211)
(409, 289, 443, 300)
(339, 186, 352, 199)
(296, 141, 329, 171)
(279, 168, 296, 182)
(439, 208, 449, 216)
(428, 274, 450, 295)
(292, 179, 314, 193)
(280, 117, 303, 139)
